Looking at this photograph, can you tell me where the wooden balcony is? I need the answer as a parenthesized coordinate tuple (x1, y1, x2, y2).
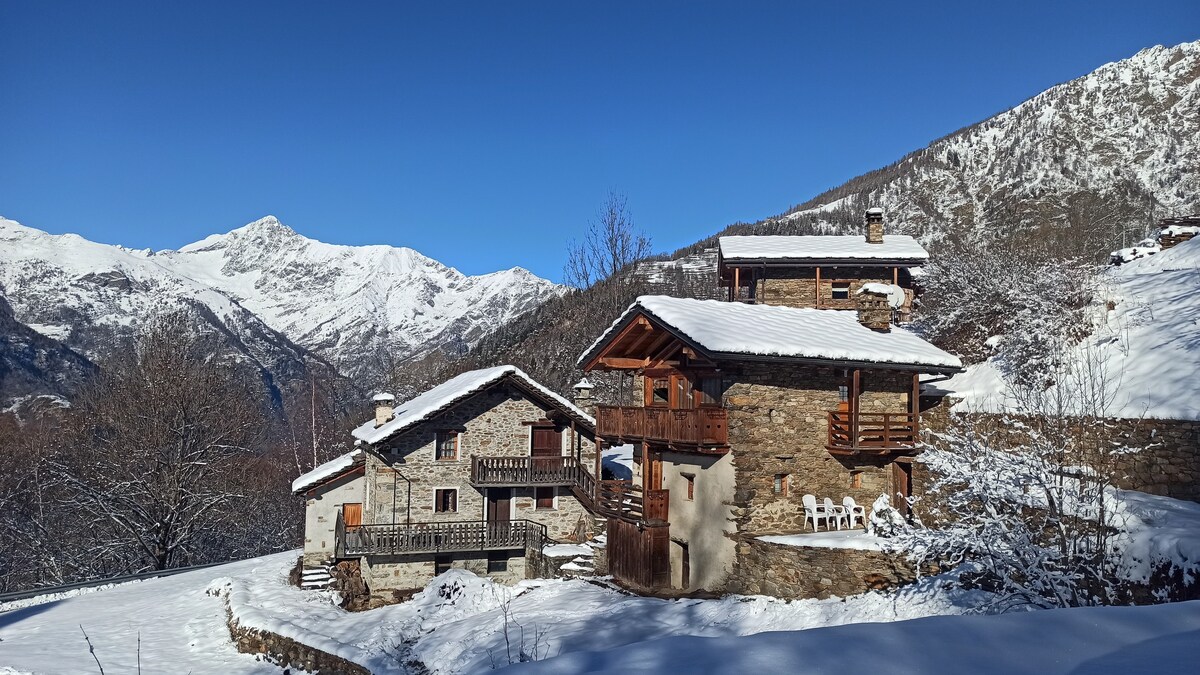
(336, 518, 548, 557)
(596, 480, 669, 524)
(596, 406, 728, 451)
(470, 456, 588, 487)
(827, 411, 918, 455)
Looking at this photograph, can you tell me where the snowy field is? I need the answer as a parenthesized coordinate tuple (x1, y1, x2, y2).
(3, 490, 1198, 674)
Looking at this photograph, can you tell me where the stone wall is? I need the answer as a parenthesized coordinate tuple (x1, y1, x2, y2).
(724, 363, 912, 534)
(920, 397, 1200, 504)
(753, 266, 911, 310)
(364, 383, 597, 541)
(728, 536, 917, 600)
(362, 550, 528, 602)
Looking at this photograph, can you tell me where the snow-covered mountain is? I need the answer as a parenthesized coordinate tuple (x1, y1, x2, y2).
(766, 40, 1200, 251)
(0, 216, 562, 397)
(159, 216, 562, 375)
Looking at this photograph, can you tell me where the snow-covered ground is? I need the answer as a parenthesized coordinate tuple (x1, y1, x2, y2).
(4, 489, 1198, 674)
(939, 237, 1200, 421)
(0, 553, 296, 674)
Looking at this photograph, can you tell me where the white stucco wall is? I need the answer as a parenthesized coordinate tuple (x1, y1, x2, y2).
(660, 450, 737, 591)
(302, 471, 366, 565)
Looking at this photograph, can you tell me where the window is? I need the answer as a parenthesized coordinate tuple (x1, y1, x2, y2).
(535, 487, 555, 510)
(850, 471, 863, 489)
(838, 385, 850, 404)
(435, 555, 452, 575)
(697, 377, 722, 407)
(832, 281, 851, 301)
(650, 378, 670, 406)
(436, 431, 458, 461)
(683, 474, 695, 501)
(487, 551, 508, 573)
(435, 488, 458, 513)
(774, 473, 789, 497)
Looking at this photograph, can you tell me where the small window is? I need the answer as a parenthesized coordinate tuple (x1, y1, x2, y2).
(774, 473, 789, 497)
(838, 385, 850, 403)
(832, 281, 851, 301)
(698, 377, 722, 407)
(650, 378, 670, 406)
(436, 431, 458, 461)
(487, 551, 508, 573)
(850, 471, 863, 489)
(435, 488, 458, 513)
(535, 487, 555, 510)
(684, 474, 695, 501)
(435, 555, 452, 575)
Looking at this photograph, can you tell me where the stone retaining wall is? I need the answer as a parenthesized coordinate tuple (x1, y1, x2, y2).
(727, 536, 917, 600)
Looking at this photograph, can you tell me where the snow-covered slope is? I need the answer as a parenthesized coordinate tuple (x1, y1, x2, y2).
(775, 39, 1200, 249)
(160, 216, 563, 375)
(0, 216, 562, 392)
(939, 237, 1200, 420)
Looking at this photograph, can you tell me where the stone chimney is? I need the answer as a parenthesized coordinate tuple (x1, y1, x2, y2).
(373, 392, 396, 428)
(855, 286, 892, 332)
(865, 207, 885, 244)
(572, 378, 595, 416)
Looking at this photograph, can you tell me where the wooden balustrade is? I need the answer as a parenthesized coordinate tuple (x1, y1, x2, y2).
(471, 456, 587, 487)
(595, 406, 728, 449)
(827, 411, 917, 453)
(596, 480, 669, 523)
(339, 519, 547, 557)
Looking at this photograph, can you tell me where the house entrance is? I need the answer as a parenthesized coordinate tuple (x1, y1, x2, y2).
(487, 488, 512, 523)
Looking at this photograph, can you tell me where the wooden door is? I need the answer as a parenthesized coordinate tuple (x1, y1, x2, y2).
(342, 503, 362, 529)
(487, 488, 512, 523)
(531, 425, 562, 457)
(892, 462, 913, 516)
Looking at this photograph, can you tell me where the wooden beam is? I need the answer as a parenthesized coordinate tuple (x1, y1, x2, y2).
(815, 266, 821, 308)
(851, 368, 860, 447)
(893, 266, 899, 284)
(599, 356, 650, 369)
(733, 267, 740, 301)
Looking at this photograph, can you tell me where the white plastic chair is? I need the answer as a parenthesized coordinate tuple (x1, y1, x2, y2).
(843, 496, 866, 528)
(824, 497, 848, 530)
(802, 494, 827, 531)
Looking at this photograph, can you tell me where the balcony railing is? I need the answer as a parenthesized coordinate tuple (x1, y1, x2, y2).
(827, 411, 917, 453)
(596, 480, 669, 524)
(596, 406, 728, 449)
(336, 517, 547, 557)
(471, 456, 588, 487)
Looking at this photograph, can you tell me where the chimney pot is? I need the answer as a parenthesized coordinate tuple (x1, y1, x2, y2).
(855, 286, 893, 332)
(865, 208, 885, 244)
(572, 378, 596, 415)
(372, 392, 396, 428)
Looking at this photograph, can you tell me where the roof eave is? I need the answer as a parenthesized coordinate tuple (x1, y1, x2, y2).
(707, 350, 964, 375)
(720, 257, 928, 267)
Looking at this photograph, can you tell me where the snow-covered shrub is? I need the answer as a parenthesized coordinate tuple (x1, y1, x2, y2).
(916, 242, 1098, 385)
(866, 494, 908, 538)
(900, 358, 1136, 611)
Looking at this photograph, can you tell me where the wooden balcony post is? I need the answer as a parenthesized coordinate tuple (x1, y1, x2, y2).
(851, 369, 860, 446)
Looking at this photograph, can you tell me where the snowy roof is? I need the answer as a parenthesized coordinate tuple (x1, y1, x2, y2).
(372, 392, 395, 402)
(579, 296, 962, 372)
(719, 235, 929, 263)
(351, 365, 595, 446)
(292, 448, 364, 494)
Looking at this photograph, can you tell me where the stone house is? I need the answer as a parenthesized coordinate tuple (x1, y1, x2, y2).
(578, 293, 962, 595)
(717, 208, 927, 321)
(292, 365, 600, 597)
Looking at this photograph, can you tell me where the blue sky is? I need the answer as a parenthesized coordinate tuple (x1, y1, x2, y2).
(1, 2, 1196, 281)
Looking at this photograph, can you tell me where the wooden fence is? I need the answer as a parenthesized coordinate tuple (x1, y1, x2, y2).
(336, 517, 547, 557)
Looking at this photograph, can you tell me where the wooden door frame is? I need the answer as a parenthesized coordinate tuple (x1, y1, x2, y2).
(486, 487, 512, 523)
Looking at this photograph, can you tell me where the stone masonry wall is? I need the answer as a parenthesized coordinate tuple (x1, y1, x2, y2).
(728, 537, 917, 600)
(754, 266, 909, 309)
(364, 384, 597, 541)
(920, 396, 1200, 504)
(724, 363, 912, 534)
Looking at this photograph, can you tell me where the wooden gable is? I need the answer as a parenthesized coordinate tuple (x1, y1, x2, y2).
(583, 311, 714, 373)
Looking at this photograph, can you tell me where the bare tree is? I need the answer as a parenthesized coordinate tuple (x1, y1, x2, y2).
(51, 313, 268, 571)
(564, 192, 652, 290)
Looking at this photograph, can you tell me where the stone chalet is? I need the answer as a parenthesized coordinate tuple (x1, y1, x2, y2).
(718, 208, 927, 322)
(577, 295, 961, 593)
(292, 365, 600, 598)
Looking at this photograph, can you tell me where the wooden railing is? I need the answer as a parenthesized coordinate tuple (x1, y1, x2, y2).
(596, 406, 728, 448)
(596, 480, 669, 523)
(827, 411, 917, 453)
(471, 456, 588, 487)
(337, 518, 548, 557)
